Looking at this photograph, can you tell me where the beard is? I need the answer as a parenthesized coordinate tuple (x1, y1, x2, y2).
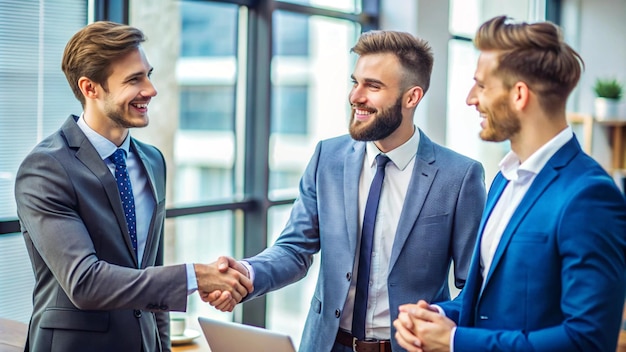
(349, 95, 403, 141)
(103, 94, 148, 129)
(479, 93, 521, 142)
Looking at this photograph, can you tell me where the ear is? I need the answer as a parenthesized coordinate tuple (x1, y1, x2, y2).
(511, 81, 530, 111)
(78, 77, 99, 101)
(405, 86, 424, 108)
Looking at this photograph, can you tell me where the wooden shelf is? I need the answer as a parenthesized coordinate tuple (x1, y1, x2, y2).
(567, 113, 626, 172)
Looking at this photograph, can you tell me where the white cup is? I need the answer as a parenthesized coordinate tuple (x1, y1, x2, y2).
(170, 317, 186, 336)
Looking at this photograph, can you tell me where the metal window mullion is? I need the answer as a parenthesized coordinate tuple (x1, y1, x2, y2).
(240, 0, 273, 329)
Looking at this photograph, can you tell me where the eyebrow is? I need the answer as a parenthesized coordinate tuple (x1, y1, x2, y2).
(350, 74, 386, 87)
(125, 67, 154, 81)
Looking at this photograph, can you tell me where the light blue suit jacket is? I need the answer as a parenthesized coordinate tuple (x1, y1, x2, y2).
(245, 130, 486, 352)
(439, 136, 626, 351)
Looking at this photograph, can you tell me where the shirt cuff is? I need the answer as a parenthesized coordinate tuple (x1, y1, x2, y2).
(431, 304, 446, 316)
(450, 326, 457, 352)
(241, 260, 255, 282)
(186, 263, 198, 295)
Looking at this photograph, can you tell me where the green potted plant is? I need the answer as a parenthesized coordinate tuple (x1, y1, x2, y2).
(593, 78, 623, 120)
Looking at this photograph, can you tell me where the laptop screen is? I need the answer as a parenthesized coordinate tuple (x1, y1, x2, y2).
(198, 316, 297, 352)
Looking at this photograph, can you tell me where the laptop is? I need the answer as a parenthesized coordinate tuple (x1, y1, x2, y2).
(198, 316, 297, 352)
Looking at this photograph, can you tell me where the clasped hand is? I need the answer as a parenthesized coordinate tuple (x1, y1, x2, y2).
(195, 256, 253, 312)
(393, 300, 456, 352)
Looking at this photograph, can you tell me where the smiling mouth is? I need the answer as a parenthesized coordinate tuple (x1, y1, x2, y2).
(131, 103, 148, 109)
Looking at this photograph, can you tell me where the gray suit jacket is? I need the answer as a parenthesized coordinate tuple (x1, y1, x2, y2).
(245, 130, 486, 352)
(15, 115, 187, 352)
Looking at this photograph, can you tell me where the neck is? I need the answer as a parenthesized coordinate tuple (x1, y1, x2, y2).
(510, 112, 568, 163)
(374, 115, 415, 153)
(83, 107, 128, 147)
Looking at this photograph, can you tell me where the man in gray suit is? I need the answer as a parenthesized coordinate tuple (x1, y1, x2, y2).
(208, 31, 486, 352)
(14, 21, 252, 352)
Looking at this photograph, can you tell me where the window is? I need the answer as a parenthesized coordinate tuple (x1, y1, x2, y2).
(271, 85, 308, 134)
(180, 86, 235, 131)
(0, 0, 87, 323)
(445, 0, 543, 185)
(180, 1, 237, 57)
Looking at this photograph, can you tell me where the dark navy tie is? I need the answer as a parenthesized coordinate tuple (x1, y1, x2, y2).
(352, 154, 391, 340)
(109, 149, 137, 256)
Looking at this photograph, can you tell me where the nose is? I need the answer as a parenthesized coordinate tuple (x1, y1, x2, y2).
(466, 84, 477, 106)
(143, 79, 158, 97)
(349, 85, 366, 105)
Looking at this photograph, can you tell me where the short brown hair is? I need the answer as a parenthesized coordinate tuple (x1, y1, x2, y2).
(62, 21, 146, 106)
(475, 16, 584, 113)
(351, 30, 434, 93)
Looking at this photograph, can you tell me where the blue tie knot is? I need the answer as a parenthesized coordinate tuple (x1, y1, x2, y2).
(109, 149, 127, 167)
(375, 154, 390, 170)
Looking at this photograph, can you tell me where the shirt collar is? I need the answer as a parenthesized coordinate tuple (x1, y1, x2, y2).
(77, 113, 131, 160)
(499, 126, 573, 182)
(365, 125, 420, 171)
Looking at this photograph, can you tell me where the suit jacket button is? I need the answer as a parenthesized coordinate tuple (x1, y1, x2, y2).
(134, 309, 142, 318)
(335, 309, 341, 318)
(346, 272, 351, 281)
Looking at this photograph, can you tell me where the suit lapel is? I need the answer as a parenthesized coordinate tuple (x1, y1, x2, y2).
(389, 130, 437, 270)
(344, 142, 365, 256)
(481, 137, 580, 290)
(130, 140, 158, 268)
(62, 116, 138, 265)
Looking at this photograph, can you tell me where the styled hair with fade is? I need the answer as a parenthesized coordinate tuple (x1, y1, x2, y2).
(474, 16, 584, 114)
(62, 21, 146, 107)
(351, 30, 434, 93)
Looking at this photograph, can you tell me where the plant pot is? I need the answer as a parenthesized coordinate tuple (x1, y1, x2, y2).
(594, 97, 621, 120)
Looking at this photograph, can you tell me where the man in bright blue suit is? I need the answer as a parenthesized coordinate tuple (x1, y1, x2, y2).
(207, 30, 487, 352)
(394, 16, 626, 352)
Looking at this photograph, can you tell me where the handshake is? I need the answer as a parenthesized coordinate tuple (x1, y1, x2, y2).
(194, 256, 252, 312)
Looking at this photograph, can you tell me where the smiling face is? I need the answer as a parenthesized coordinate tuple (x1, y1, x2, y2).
(466, 50, 520, 142)
(348, 52, 405, 142)
(98, 46, 156, 129)
(81, 45, 157, 144)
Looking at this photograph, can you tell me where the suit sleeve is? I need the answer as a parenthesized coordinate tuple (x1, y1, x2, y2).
(453, 179, 626, 352)
(451, 161, 486, 288)
(15, 150, 187, 312)
(244, 142, 323, 299)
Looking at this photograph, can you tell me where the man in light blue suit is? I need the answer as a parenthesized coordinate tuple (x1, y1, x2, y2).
(208, 31, 486, 352)
(394, 16, 626, 352)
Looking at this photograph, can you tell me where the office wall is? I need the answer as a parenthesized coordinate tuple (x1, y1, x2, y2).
(570, 0, 626, 115)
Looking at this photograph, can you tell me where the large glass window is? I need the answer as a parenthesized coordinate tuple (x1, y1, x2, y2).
(0, 0, 86, 323)
(280, 0, 361, 13)
(0, 0, 85, 219)
(0, 0, 375, 343)
(269, 11, 358, 197)
(180, 1, 237, 57)
(180, 86, 235, 131)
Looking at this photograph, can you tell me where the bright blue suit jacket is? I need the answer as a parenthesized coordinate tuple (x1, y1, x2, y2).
(245, 130, 486, 352)
(438, 136, 626, 351)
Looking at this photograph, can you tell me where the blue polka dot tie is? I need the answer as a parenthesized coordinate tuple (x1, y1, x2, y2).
(109, 149, 137, 256)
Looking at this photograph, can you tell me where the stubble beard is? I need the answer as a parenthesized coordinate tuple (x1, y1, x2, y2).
(479, 94, 520, 142)
(104, 95, 148, 129)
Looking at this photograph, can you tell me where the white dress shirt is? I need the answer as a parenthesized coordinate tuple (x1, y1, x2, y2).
(339, 128, 420, 339)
